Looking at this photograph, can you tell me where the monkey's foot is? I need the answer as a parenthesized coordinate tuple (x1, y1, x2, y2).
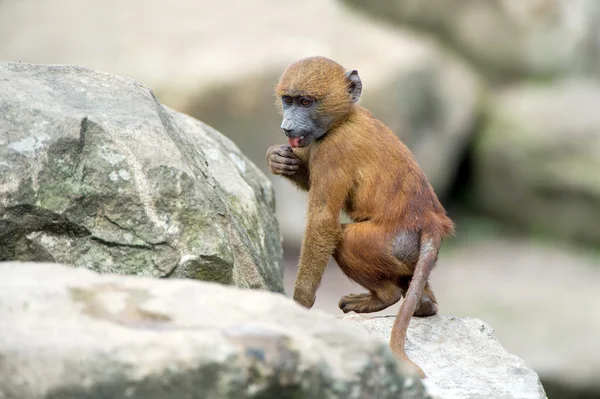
(339, 292, 385, 313)
(413, 295, 438, 317)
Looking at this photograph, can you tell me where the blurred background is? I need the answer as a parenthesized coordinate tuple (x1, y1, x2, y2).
(1, 0, 599, 397)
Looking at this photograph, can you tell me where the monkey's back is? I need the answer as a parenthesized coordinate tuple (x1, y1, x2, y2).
(317, 107, 454, 237)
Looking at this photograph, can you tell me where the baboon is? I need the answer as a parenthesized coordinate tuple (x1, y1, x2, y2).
(266, 56, 454, 377)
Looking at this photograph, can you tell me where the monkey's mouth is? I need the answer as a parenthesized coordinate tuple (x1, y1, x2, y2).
(288, 135, 306, 148)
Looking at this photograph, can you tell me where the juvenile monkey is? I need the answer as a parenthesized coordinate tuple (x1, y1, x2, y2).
(266, 57, 454, 377)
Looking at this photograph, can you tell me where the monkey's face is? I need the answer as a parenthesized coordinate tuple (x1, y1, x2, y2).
(279, 95, 332, 148)
(275, 57, 363, 147)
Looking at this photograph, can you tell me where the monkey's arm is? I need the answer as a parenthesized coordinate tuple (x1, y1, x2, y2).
(266, 145, 310, 190)
(293, 168, 351, 308)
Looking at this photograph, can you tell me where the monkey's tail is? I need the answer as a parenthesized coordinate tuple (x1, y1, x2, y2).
(389, 228, 442, 378)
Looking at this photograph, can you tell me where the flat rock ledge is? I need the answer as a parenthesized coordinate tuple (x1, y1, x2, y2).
(0, 262, 428, 399)
(342, 315, 548, 399)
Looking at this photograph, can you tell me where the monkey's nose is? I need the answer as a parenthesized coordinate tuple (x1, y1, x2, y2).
(281, 128, 293, 137)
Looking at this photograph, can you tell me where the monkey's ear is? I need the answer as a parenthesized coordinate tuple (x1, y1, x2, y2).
(345, 70, 362, 103)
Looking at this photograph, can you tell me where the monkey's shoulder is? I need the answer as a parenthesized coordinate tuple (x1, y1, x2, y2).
(309, 134, 362, 167)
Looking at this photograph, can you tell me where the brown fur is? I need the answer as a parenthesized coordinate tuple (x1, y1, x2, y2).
(268, 57, 455, 377)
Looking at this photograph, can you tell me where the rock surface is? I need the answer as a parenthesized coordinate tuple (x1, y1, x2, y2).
(0, 62, 283, 291)
(474, 79, 600, 244)
(343, 314, 548, 399)
(286, 235, 600, 398)
(343, 0, 600, 78)
(0, 261, 428, 399)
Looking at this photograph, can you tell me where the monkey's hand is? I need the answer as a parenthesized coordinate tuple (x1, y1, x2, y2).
(266, 145, 301, 176)
(293, 285, 316, 309)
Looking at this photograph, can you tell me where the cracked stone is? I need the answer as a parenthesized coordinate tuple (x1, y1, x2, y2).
(0, 61, 283, 292)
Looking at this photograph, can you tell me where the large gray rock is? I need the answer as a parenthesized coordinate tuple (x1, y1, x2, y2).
(474, 79, 600, 245)
(342, 0, 600, 78)
(0, 62, 283, 292)
(343, 315, 548, 399)
(0, 261, 428, 399)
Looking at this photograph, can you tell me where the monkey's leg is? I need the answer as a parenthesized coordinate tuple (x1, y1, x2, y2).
(338, 279, 402, 313)
(398, 278, 438, 317)
(334, 223, 406, 314)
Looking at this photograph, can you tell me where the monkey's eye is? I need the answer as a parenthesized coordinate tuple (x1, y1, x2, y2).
(282, 96, 293, 105)
(299, 97, 313, 107)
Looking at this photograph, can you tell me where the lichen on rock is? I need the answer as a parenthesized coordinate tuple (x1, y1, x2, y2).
(0, 62, 283, 292)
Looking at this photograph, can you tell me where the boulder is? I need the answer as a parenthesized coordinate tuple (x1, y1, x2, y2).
(342, 315, 548, 399)
(474, 79, 600, 244)
(0, 62, 283, 292)
(0, 0, 482, 246)
(0, 261, 428, 399)
(290, 236, 600, 398)
(342, 0, 600, 78)
(425, 238, 600, 398)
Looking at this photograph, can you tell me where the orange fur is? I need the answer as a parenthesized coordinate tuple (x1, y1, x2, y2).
(268, 57, 455, 377)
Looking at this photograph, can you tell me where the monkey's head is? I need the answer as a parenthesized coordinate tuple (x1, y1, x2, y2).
(275, 56, 362, 148)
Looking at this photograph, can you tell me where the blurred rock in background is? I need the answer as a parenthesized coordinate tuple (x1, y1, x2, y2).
(1, 0, 599, 397)
(475, 79, 600, 245)
(343, 0, 600, 79)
